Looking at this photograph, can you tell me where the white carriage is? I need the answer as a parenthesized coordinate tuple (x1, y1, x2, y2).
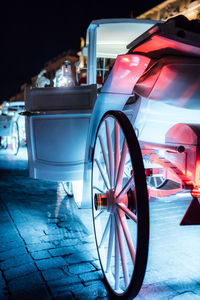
(0, 101, 26, 155)
(24, 17, 200, 299)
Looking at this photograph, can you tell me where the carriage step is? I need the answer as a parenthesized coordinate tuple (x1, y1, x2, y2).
(180, 197, 200, 225)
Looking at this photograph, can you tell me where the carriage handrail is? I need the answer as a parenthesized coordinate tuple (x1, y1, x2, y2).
(19, 111, 40, 116)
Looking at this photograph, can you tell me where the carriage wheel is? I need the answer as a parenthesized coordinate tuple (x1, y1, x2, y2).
(147, 175, 167, 189)
(143, 156, 167, 189)
(62, 182, 73, 197)
(11, 122, 20, 155)
(92, 111, 149, 299)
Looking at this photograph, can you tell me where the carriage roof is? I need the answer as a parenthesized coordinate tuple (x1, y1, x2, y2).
(86, 18, 159, 58)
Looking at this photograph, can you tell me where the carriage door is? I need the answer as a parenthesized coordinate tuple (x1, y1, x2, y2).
(24, 85, 97, 182)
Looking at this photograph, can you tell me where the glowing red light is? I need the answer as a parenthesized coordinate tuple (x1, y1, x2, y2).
(148, 26, 159, 35)
(195, 160, 200, 186)
(122, 57, 130, 63)
(65, 67, 69, 73)
(191, 187, 200, 198)
(132, 34, 200, 57)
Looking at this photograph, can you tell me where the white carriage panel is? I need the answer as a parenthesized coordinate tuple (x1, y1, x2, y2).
(27, 114, 90, 181)
(134, 99, 200, 145)
(32, 115, 90, 164)
(30, 162, 85, 182)
(25, 85, 97, 183)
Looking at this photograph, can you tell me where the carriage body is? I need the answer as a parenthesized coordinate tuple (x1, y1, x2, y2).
(90, 19, 200, 298)
(23, 17, 200, 299)
(24, 18, 156, 206)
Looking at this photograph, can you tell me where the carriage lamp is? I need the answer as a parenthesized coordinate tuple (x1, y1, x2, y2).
(61, 60, 74, 87)
(64, 66, 69, 74)
(63, 60, 71, 76)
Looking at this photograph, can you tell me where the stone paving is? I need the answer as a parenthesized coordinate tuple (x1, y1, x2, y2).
(0, 147, 199, 300)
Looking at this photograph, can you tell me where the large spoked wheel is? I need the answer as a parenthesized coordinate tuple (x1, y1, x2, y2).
(92, 111, 149, 299)
(11, 122, 20, 155)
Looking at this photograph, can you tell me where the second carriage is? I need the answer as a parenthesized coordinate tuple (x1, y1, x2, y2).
(0, 101, 26, 155)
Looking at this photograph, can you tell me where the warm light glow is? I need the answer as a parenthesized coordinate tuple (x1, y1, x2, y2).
(195, 160, 200, 186)
(191, 187, 200, 198)
(102, 54, 150, 94)
(121, 57, 130, 63)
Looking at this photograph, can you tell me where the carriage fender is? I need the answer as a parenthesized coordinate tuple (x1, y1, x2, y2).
(81, 92, 132, 208)
(101, 54, 150, 95)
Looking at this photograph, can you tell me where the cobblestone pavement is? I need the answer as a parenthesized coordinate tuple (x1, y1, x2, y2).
(0, 147, 199, 300)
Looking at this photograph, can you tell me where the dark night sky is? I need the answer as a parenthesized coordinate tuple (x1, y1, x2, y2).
(0, 0, 163, 102)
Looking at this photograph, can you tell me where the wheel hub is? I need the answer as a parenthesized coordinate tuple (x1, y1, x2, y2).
(94, 189, 116, 212)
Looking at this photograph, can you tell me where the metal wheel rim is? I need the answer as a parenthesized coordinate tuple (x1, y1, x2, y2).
(92, 111, 149, 299)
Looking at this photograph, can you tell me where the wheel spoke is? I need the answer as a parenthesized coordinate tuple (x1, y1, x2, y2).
(116, 175, 134, 201)
(115, 138, 128, 195)
(114, 120, 120, 185)
(115, 213, 129, 288)
(106, 214, 115, 272)
(105, 120, 114, 187)
(153, 176, 157, 187)
(95, 159, 109, 190)
(99, 215, 111, 248)
(117, 209, 136, 264)
(117, 203, 137, 223)
(94, 210, 105, 220)
(93, 185, 105, 193)
(115, 216, 120, 291)
(98, 134, 110, 187)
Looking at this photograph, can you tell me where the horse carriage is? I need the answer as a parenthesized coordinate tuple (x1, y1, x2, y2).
(23, 16, 200, 299)
(0, 101, 26, 155)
